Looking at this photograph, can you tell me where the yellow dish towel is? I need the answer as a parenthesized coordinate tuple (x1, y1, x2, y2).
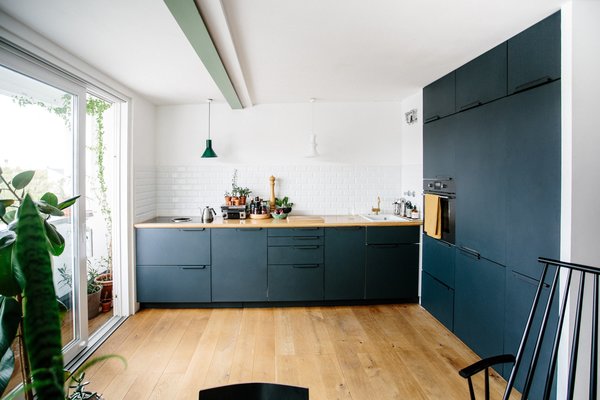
(424, 194, 442, 239)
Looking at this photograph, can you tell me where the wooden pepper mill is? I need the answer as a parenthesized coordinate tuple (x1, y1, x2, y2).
(269, 175, 276, 212)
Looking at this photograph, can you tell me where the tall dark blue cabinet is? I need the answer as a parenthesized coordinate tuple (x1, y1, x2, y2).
(421, 11, 561, 398)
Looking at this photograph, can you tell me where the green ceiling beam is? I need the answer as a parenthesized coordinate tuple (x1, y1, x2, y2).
(164, 0, 243, 109)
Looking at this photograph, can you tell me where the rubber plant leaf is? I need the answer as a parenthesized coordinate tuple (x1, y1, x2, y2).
(0, 244, 20, 296)
(36, 201, 64, 217)
(15, 195, 65, 399)
(57, 195, 80, 210)
(0, 295, 21, 395)
(40, 193, 58, 208)
(44, 221, 65, 256)
(10, 171, 35, 190)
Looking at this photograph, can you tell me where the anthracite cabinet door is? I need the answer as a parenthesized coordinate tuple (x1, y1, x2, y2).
(268, 264, 324, 301)
(456, 42, 507, 111)
(324, 227, 366, 300)
(508, 11, 560, 94)
(136, 228, 210, 266)
(421, 271, 454, 331)
(422, 235, 455, 288)
(505, 81, 561, 280)
(423, 114, 457, 180)
(454, 249, 505, 361)
(365, 244, 419, 300)
(365, 226, 420, 245)
(211, 228, 268, 302)
(455, 98, 509, 265)
(136, 265, 211, 303)
(504, 269, 557, 399)
(423, 71, 456, 123)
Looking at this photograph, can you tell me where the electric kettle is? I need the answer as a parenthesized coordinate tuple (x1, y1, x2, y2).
(201, 206, 216, 223)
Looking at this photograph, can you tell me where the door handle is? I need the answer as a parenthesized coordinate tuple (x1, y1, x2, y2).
(292, 264, 320, 269)
(236, 228, 262, 231)
(459, 100, 482, 111)
(180, 266, 207, 270)
(293, 236, 320, 240)
(294, 245, 320, 250)
(458, 245, 480, 259)
(293, 227, 320, 231)
(179, 228, 206, 232)
(424, 115, 441, 123)
(514, 76, 552, 93)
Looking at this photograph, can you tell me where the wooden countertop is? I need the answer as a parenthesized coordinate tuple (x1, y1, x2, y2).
(135, 215, 422, 229)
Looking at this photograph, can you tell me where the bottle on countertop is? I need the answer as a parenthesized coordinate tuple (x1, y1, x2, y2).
(404, 201, 412, 218)
(411, 206, 419, 219)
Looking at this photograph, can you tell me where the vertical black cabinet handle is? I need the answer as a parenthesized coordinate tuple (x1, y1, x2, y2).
(514, 76, 552, 93)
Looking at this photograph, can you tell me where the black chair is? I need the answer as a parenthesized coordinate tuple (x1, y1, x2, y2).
(459, 257, 600, 400)
(199, 382, 309, 400)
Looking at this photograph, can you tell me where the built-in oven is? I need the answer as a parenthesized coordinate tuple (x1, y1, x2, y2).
(423, 178, 456, 245)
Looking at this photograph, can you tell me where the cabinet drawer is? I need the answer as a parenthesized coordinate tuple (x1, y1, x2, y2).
(268, 245, 324, 264)
(268, 236, 323, 246)
(456, 42, 507, 111)
(421, 272, 454, 331)
(136, 265, 211, 303)
(136, 228, 210, 266)
(366, 226, 420, 245)
(268, 228, 323, 237)
(268, 264, 323, 301)
(422, 235, 455, 288)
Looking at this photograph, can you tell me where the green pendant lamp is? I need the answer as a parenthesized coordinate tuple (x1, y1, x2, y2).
(201, 98, 218, 158)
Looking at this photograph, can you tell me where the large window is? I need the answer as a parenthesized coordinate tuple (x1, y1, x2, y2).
(0, 44, 126, 393)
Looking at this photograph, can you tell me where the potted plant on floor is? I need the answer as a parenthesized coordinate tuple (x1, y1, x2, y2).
(58, 262, 102, 320)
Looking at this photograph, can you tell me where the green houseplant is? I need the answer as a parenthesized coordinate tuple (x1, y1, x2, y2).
(0, 169, 79, 399)
(275, 196, 294, 214)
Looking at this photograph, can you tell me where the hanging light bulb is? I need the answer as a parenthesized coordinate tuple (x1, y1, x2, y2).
(306, 98, 319, 158)
(201, 98, 217, 158)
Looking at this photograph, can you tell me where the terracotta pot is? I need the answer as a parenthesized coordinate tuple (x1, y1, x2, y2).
(239, 196, 246, 205)
(232, 197, 241, 206)
(94, 273, 113, 303)
(88, 289, 101, 319)
(224, 196, 232, 206)
(100, 299, 112, 313)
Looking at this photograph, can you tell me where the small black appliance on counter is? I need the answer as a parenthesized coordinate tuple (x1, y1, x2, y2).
(221, 205, 247, 220)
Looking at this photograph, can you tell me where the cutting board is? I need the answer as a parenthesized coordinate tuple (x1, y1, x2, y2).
(287, 216, 325, 223)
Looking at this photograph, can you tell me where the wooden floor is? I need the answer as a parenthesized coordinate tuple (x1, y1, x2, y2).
(83, 305, 516, 400)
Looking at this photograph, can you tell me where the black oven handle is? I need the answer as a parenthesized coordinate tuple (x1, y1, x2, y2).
(423, 193, 455, 199)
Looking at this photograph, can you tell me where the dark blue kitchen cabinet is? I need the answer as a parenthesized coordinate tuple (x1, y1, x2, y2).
(365, 244, 419, 300)
(504, 269, 557, 399)
(267, 228, 324, 301)
(505, 81, 561, 280)
(136, 228, 210, 266)
(454, 248, 505, 360)
(324, 227, 366, 300)
(423, 71, 456, 123)
(136, 265, 211, 303)
(423, 114, 457, 179)
(211, 228, 268, 302)
(422, 235, 455, 288)
(421, 271, 454, 331)
(455, 98, 509, 265)
(456, 42, 507, 111)
(508, 11, 560, 94)
(365, 226, 419, 245)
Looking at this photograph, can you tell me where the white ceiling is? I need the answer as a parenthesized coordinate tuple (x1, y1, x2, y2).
(0, 0, 564, 106)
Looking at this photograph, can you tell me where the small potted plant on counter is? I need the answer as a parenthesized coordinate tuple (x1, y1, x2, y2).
(237, 187, 252, 205)
(224, 191, 232, 206)
(275, 196, 294, 214)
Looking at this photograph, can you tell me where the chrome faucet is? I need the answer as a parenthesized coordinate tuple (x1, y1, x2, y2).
(371, 196, 381, 215)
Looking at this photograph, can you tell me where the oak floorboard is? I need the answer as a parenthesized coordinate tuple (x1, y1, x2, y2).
(85, 304, 516, 400)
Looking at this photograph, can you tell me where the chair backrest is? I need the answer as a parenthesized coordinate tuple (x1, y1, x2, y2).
(504, 257, 600, 400)
(199, 382, 309, 400)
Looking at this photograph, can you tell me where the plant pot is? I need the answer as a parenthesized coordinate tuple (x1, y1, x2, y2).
(100, 299, 112, 313)
(239, 196, 247, 205)
(224, 196, 232, 206)
(232, 197, 241, 206)
(94, 273, 113, 304)
(88, 289, 101, 319)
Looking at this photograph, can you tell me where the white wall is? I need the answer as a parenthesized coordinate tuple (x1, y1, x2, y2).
(154, 100, 423, 216)
(561, 2, 600, 398)
(132, 97, 157, 223)
(399, 91, 424, 211)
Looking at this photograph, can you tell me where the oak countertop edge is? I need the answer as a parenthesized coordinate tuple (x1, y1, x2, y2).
(134, 216, 422, 229)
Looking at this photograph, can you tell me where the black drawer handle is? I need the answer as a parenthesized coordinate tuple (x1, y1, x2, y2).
(370, 244, 399, 249)
(180, 228, 206, 232)
(180, 266, 207, 270)
(424, 115, 441, 123)
(293, 236, 320, 240)
(514, 76, 552, 93)
(292, 264, 320, 269)
(236, 228, 262, 231)
(294, 227, 320, 231)
(294, 245, 320, 250)
(459, 100, 482, 111)
(458, 245, 480, 259)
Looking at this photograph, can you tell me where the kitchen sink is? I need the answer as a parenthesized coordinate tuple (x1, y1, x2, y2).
(359, 214, 409, 222)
